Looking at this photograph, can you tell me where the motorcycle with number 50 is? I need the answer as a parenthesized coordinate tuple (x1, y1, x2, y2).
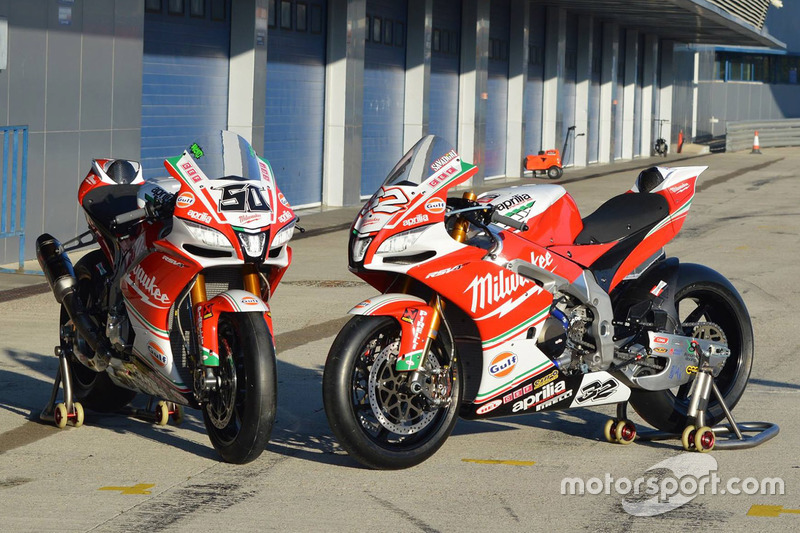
(36, 131, 296, 464)
(322, 135, 753, 469)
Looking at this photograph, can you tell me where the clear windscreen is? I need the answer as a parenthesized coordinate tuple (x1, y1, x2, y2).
(383, 135, 459, 187)
(185, 130, 263, 181)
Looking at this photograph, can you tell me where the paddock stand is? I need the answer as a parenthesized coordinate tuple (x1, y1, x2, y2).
(603, 341, 779, 452)
(40, 345, 183, 429)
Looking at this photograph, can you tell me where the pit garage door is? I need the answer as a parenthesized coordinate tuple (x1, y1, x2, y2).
(361, 0, 407, 196)
(141, 0, 231, 179)
(429, 0, 460, 149)
(524, 4, 545, 157)
(486, 0, 509, 179)
(264, 0, 327, 208)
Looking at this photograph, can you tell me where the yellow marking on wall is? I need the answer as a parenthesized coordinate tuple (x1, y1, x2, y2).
(99, 483, 155, 495)
(461, 459, 535, 466)
(748, 505, 800, 517)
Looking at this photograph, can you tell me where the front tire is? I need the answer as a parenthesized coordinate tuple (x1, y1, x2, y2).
(202, 312, 277, 464)
(323, 315, 462, 469)
(629, 276, 753, 433)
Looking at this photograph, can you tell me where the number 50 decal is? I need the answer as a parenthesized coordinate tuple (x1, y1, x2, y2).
(213, 183, 271, 213)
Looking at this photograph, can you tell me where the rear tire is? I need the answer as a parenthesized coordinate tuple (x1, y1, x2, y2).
(61, 250, 137, 412)
(629, 277, 753, 433)
(202, 312, 277, 464)
(323, 315, 462, 470)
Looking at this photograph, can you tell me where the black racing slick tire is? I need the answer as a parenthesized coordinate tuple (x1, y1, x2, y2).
(61, 250, 137, 412)
(323, 315, 462, 470)
(202, 312, 277, 464)
(629, 273, 753, 433)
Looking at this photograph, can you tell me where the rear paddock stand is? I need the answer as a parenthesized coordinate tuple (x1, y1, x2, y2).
(40, 346, 183, 429)
(605, 342, 778, 452)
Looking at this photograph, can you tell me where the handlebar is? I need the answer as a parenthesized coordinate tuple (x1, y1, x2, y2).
(111, 207, 149, 228)
(490, 211, 529, 232)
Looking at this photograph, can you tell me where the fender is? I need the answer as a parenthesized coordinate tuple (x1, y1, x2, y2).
(350, 294, 436, 371)
(195, 289, 271, 366)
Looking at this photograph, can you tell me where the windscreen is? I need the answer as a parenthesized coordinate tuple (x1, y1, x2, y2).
(186, 130, 263, 181)
(383, 135, 459, 187)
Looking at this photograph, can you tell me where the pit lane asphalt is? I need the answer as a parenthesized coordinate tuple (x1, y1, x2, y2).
(1, 148, 798, 532)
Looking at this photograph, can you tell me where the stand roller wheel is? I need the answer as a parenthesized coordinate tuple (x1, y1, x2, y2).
(155, 401, 170, 426)
(604, 419, 619, 443)
(695, 426, 715, 453)
(72, 402, 84, 428)
(171, 404, 184, 425)
(681, 425, 696, 451)
(615, 420, 637, 445)
(54, 403, 68, 429)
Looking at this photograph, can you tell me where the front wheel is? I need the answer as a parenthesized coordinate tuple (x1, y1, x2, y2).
(202, 312, 277, 464)
(629, 276, 753, 433)
(323, 315, 462, 470)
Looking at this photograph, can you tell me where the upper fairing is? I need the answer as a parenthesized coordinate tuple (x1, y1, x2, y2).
(477, 185, 567, 224)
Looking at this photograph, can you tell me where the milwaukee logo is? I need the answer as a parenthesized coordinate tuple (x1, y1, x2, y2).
(465, 270, 531, 313)
(129, 264, 170, 305)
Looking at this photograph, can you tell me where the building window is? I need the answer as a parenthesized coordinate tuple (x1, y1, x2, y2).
(145, 0, 162, 13)
(372, 16, 382, 45)
(383, 18, 393, 45)
(281, 0, 292, 29)
(268, 0, 276, 27)
(190, 0, 204, 18)
(168, 0, 184, 15)
(296, 3, 307, 31)
(210, 0, 225, 21)
(433, 29, 440, 52)
(310, 4, 322, 33)
(395, 22, 404, 47)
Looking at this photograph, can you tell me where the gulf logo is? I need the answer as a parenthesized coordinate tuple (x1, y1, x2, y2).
(425, 198, 446, 214)
(489, 352, 518, 378)
(476, 399, 503, 415)
(176, 192, 195, 209)
(147, 342, 168, 367)
(241, 297, 260, 306)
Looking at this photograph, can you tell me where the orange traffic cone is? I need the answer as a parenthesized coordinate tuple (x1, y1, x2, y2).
(751, 131, 762, 154)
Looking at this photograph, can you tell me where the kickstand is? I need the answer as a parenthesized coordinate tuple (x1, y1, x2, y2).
(40, 346, 75, 423)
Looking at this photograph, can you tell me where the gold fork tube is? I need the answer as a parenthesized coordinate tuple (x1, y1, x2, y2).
(243, 263, 261, 297)
(190, 273, 208, 305)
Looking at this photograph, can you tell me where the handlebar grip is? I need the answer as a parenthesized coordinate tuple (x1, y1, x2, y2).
(112, 207, 149, 228)
(491, 212, 529, 232)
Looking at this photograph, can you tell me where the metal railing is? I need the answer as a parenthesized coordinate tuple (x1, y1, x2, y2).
(725, 119, 800, 152)
(0, 125, 29, 272)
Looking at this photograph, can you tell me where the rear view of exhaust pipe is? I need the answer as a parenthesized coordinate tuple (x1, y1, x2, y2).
(36, 234, 111, 368)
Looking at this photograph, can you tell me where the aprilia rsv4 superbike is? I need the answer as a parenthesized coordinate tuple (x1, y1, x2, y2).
(323, 135, 752, 469)
(36, 131, 296, 464)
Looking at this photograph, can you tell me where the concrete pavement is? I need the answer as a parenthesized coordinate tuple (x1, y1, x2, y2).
(1, 147, 798, 532)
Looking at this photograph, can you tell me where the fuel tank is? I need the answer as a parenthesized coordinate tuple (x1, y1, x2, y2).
(477, 184, 583, 246)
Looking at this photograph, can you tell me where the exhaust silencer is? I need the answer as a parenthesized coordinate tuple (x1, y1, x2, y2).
(35, 234, 111, 368)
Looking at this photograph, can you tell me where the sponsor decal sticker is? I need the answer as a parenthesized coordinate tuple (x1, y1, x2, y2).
(241, 297, 260, 306)
(201, 302, 214, 320)
(512, 380, 573, 412)
(476, 399, 503, 415)
(489, 352, 518, 378)
(465, 270, 536, 314)
(430, 149, 458, 171)
(237, 213, 262, 225)
(161, 255, 186, 268)
(278, 211, 293, 223)
(176, 192, 195, 209)
(530, 250, 555, 271)
(425, 198, 446, 214)
(503, 383, 534, 404)
(534, 369, 559, 389)
(128, 264, 170, 306)
(575, 378, 619, 404)
(425, 264, 463, 279)
(654, 336, 669, 344)
(187, 209, 213, 224)
(181, 161, 203, 183)
(278, 192, 290, 207)
(653, 347, 668, 353)
(495, 193, 532, 212)
(650, 280, 668, 297)
(147, 342, 167, 367)
(403, 213, 430, 227)
(401, 308, 419, 324)
(354, 299, 371, 309)
(670, 182, 690, 195)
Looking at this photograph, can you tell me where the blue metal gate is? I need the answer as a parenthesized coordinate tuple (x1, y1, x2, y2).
(264, 0, 327, 208)
(0, 126, 28, 272)
(141, 0, 231, 179)
(362, 0, 408, 196)
(429, 0, 461, 148)
(486, 0, 510, 178)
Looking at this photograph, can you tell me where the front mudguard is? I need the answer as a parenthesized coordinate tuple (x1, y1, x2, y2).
(195, 289, 271, 366)
(349, 294, 436, 371)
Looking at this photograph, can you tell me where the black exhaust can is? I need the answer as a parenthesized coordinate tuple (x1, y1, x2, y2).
(36, 234, 76, 304)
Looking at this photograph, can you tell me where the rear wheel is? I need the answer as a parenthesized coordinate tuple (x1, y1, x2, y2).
(202, 312, 277, 464)
(629, 277, 753, 433)
(323, 315, 462, 470)
(61, 250, 137, 412)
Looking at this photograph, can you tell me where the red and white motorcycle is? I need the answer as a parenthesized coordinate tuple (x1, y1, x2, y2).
(36, 130, 296, 463)
(323, 135, 753, 469)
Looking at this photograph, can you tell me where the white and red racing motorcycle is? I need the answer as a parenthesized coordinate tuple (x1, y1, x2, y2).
(36, 131, 296, 463)
(323, 135, 753, 469)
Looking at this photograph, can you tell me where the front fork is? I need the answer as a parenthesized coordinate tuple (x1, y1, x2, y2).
(190, 264, 263, 394)
(407, 191, 475, 395)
